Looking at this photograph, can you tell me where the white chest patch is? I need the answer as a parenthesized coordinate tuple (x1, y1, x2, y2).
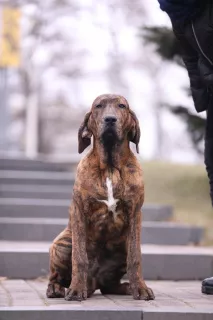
(99, 178, 119, 219)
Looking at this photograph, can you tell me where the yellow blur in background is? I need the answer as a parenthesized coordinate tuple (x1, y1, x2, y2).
(0, 7, 21, 67)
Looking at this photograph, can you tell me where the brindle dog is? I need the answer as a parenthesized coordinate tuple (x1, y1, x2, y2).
(46, 94, 155, 301)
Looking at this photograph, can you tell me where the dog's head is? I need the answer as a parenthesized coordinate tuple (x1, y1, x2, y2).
(78, 94, 140, 154)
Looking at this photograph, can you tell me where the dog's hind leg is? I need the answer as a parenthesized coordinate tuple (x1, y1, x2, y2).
(46, 228, 72, 298)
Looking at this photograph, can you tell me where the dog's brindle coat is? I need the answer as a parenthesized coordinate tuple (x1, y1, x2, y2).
(46, 94, 155, 301)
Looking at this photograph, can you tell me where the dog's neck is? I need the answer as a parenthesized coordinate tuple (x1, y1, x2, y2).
(92, 137, 131, 172)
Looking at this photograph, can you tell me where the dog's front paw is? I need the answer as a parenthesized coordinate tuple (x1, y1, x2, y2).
(65, 287, 87, 301)
(131, 281, 155, 300)
(46, 283, 65, 298)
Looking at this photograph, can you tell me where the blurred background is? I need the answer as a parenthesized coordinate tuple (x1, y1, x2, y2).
(0, 0, 212, 243)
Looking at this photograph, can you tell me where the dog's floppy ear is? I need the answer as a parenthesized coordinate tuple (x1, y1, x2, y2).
(78, 112, 92, 154)
(128, 110, 140, 154)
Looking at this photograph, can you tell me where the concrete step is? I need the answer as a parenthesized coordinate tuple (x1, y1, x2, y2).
(0, 184, 72, 199)
(0, 156, 80, 171)
(0, 217, 203, 245)
(0, 199, 173, 221)
(0, 241, 212, 280)
(0, 170, 75, 185)
(0, 280, 213, 319)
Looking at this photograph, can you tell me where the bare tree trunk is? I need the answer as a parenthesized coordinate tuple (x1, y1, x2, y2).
(106, 3, 129, 97)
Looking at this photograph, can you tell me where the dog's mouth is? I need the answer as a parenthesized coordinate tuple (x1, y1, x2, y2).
(99, 122, 123, 169)
(101, 126, 118, 147)
(100, 126, 119, 169)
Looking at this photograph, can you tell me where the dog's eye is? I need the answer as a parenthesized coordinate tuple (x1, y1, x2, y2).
(96, 104, 102, 109)
(118, 104, 126, 109)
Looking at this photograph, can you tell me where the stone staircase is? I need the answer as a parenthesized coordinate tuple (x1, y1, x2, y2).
(0, 156, 213, 319)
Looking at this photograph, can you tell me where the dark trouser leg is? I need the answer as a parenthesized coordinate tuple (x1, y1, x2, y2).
(204, 106, 213, 207)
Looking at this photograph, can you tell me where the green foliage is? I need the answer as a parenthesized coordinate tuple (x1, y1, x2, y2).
(141, 25, 206, 154)
(168, 105, 205, 154)
(141, 26, 181, 62)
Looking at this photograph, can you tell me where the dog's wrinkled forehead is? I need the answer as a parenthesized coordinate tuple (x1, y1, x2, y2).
(92, 94, 129, 108)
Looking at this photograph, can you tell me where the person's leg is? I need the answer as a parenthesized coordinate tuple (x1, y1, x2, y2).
(188, 0, 213, 205)
(204, 107, 213, 207)
(190, 3, 213, 294)
(202, 104, 213, 295)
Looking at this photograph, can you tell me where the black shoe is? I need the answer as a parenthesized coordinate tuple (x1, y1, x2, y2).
(202, 277, 213, 295)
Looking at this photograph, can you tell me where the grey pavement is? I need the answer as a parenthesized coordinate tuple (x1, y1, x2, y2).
(0, 199, 173, 221)
(0, 217, 203, 245)
(0, 156, 80, 171)
(0, 184, 72, 199)
(0, 170, 75, 185)
(0, 280, 213, 319)
(1, 242, 213, 280)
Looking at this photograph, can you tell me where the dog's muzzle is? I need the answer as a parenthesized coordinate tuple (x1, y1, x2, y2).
(104, 116, 117, 125)
(101, 116, 118, 146)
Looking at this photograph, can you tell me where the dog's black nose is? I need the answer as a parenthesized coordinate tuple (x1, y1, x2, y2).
(104, 116, 117, 124)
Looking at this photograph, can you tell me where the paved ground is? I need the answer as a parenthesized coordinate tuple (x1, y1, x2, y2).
(1, 242, 213, 280)
(0, 279, 213, 319)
